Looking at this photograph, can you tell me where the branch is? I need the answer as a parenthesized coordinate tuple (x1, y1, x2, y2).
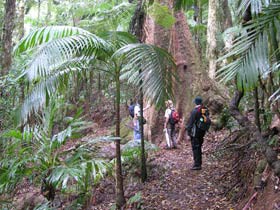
(242, 192, 258, 210)
(229, 89, 250, 127)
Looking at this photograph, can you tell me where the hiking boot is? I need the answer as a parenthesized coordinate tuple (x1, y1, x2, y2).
(164, 145, 171, 150)
(190, 166, 201, 170)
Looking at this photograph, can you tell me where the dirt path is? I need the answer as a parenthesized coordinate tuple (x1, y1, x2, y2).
(139, 142, 233, 210)
(93, 134, 235, 210)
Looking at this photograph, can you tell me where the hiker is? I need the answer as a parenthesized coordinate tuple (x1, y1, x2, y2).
(163, 100, 179, 149)
(133, 101, 150, 142)
(186, 96, 209, 170)
(128, 99, 135, 119)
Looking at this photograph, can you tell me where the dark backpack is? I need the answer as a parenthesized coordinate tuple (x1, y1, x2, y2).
(196, 105, 211, 131)
(128, 104, 135, 118)
(169, 109, 180, 125)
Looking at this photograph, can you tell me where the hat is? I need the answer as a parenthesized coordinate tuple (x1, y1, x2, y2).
(194, 96, 202, 105)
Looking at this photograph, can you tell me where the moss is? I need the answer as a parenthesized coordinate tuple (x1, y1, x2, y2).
(255, 159, 267, 174)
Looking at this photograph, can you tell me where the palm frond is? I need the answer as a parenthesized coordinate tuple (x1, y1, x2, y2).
(21, 58, 90, 122)
(238, 0, 272, 16)
(22, 32, 108, 81)
(80, 2, 135, 32)
(114, 43, 176, 105)
(14, 26, 92, 55)
(100, 31, 138, 51)
(217, 2, 280, 90)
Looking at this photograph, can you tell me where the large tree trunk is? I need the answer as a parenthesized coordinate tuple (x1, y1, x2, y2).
(206, 0, 232, 79)
(1, 0, 16, 75)
(142, 1, 226, 143)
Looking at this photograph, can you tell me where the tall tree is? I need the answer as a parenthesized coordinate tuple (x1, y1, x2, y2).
(141, 0, 225, 142)
(1, 0, 16, 75)
(129, 0, 148, 182)
(206, 0, 232, 79)
(15, 26, 175, 208)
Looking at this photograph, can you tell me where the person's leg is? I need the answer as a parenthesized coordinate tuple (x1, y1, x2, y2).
(170, 125, 177, 148)
(197, 137, 204, 166)
(166, 128, 172, 148)
(191, 137, 201, 170)
(135, 119, 141, 142)
(133, 119, 141, 142)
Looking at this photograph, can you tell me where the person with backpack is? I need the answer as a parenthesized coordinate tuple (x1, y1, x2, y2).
(186, 96, 211, 170)
(129, 99, 150, 142)
(163, 100, 180, 149)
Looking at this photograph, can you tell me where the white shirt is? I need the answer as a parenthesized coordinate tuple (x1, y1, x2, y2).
(134, 104, 140, 117)
(165, 108, 172, 119)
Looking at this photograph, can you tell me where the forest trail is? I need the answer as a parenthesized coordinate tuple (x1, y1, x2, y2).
(139, 140, 233, 210)
(93, 132, 236, 210)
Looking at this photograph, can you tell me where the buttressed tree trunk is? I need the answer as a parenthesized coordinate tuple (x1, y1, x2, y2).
(143, 1, 226, 143)
(1, 0, 16, 75)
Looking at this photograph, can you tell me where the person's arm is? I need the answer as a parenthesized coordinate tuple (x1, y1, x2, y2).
(143, 103, 150, 111)
(186, 109, 197, 135)
(164, 117, 169, 130)
(164, 109, 169, 130)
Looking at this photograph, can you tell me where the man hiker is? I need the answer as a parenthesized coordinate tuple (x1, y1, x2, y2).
(163, 100, 178, 149)
(186, 96, 207, 170)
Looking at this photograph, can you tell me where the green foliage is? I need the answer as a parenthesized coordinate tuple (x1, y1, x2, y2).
(217, 2, 280, 92)
(121, 141, 158, 174)
(268, 135, 279, 147)
(15, 26, 175, 121)
(218, 107, 236, 130)
(148, 2, 176, 29)
(79, 2, 136, 32)
(0, 101, 113, 206)
(114, 43, 176, 106)
(127, 192, 143, 209)
(174, 0, 194, 10)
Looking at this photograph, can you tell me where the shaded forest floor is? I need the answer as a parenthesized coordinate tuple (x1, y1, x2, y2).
(92, 131, 237, 210)
(9, 127, 280, 210)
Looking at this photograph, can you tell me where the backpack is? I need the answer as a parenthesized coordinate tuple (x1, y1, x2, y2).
(169, 108, 180, 125)
(128, 104, 135, 118)
(196, 105, 211, 131)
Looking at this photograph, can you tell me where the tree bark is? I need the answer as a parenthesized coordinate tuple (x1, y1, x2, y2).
(139, 77, 147, 182)
(129, 0, 147, 182)
(206, 0, 232, 79)
(115, 70, 125, 209)
(206, 0, 219, 79)
(1, 0, 16, 75)
(139, 0, 226, 143)
(254, 87, 261, 132)
(17, 0, 25, 40)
